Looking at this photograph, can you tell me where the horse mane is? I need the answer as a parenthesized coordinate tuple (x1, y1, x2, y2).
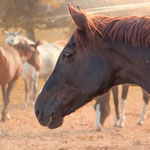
(16, 35, 35, 45)
(75, 13, 150, 48)
(14, 43, 33, 56)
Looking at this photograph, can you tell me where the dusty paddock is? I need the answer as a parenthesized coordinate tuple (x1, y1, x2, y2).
(0, 78, 150, 150)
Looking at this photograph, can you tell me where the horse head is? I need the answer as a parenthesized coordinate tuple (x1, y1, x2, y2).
(35, 4, 114, 129)
(6, 33, 42, 71)
(26, 41, 42, 71)
(5, 31, 21, 45)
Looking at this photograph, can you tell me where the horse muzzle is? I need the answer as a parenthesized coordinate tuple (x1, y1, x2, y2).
(35, 64, 41, 71)
(47, 112, 64, 129)
(35, 102, 64, 129)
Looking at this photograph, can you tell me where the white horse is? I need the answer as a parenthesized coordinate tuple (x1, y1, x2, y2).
(5, 32, 65, 108)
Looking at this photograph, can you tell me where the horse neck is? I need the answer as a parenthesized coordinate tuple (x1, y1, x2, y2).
(13, 44, 32, 63)
(109, 42, 150, 93)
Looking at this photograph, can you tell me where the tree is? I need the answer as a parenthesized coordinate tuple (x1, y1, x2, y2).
(0, 0, 47, 41)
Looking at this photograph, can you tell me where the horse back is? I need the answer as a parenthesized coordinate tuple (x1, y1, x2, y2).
(0, 46, 22, 85)
(54, 40, 67, 49)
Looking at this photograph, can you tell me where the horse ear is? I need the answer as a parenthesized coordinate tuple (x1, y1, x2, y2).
(35, 41, 40, 47)
(77, 6, 81, 11)
(68, 3, 88, 30)
(4, 31, 10, 35)
(15, 31, 20, 35)
(29, 41, 39, 50)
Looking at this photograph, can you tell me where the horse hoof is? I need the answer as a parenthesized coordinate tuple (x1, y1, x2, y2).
(96, 127, 102, 131)
(136, 121, 143, 126)
(95, 126, 103, 131)
(118, 122, 124, 128)
(113, 124, 118, 127)
(1, 118, 6, 122)
(113, 121, 119, 127)
(1, 114, 11, 122)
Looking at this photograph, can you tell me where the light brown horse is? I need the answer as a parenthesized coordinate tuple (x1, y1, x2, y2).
(0, 42, 41, 121)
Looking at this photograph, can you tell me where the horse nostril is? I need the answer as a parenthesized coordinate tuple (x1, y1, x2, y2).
(36, 109, 39, 117)
(35, 106, 42, 120)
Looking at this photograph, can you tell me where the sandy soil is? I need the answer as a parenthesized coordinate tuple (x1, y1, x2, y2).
(0, 78, 150, 150)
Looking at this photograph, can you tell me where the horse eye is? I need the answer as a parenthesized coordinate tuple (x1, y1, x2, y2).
(63, 53, 73, 61)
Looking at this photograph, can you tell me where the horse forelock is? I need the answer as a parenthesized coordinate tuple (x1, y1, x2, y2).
(14, 35, 35, 45)
(74, 14, 150, 48)
(5, 34, 35, 47)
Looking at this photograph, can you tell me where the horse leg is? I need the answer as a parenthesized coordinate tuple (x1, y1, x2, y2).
(22, 78, 30, 109)
(118, 84, 129, 127)
(94, 91, 110, 131)
(137, 89, 149, 125)
(111, 86, 119, 127)
(30, 72, 38, 105)
(1, 84, 9, 121)
(94, 100, 102, 131)
(1, 78, 16, 121)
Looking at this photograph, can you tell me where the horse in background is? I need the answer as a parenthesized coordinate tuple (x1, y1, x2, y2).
(5, 31, 66, 108)
(22, 42, 65, 108)
(94, 85, 149, 131)
(0, 38, 42, 121)
(54, 40, 67, 48)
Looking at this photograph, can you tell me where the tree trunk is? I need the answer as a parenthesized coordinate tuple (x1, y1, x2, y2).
(25, 28, 36, 42)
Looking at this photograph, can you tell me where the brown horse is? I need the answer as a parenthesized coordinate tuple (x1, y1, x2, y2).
(0, 42, 41, 121)
(35, 4, 150, 129)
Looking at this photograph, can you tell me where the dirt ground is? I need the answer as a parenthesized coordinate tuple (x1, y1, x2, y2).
(0, 78, 150, 150)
